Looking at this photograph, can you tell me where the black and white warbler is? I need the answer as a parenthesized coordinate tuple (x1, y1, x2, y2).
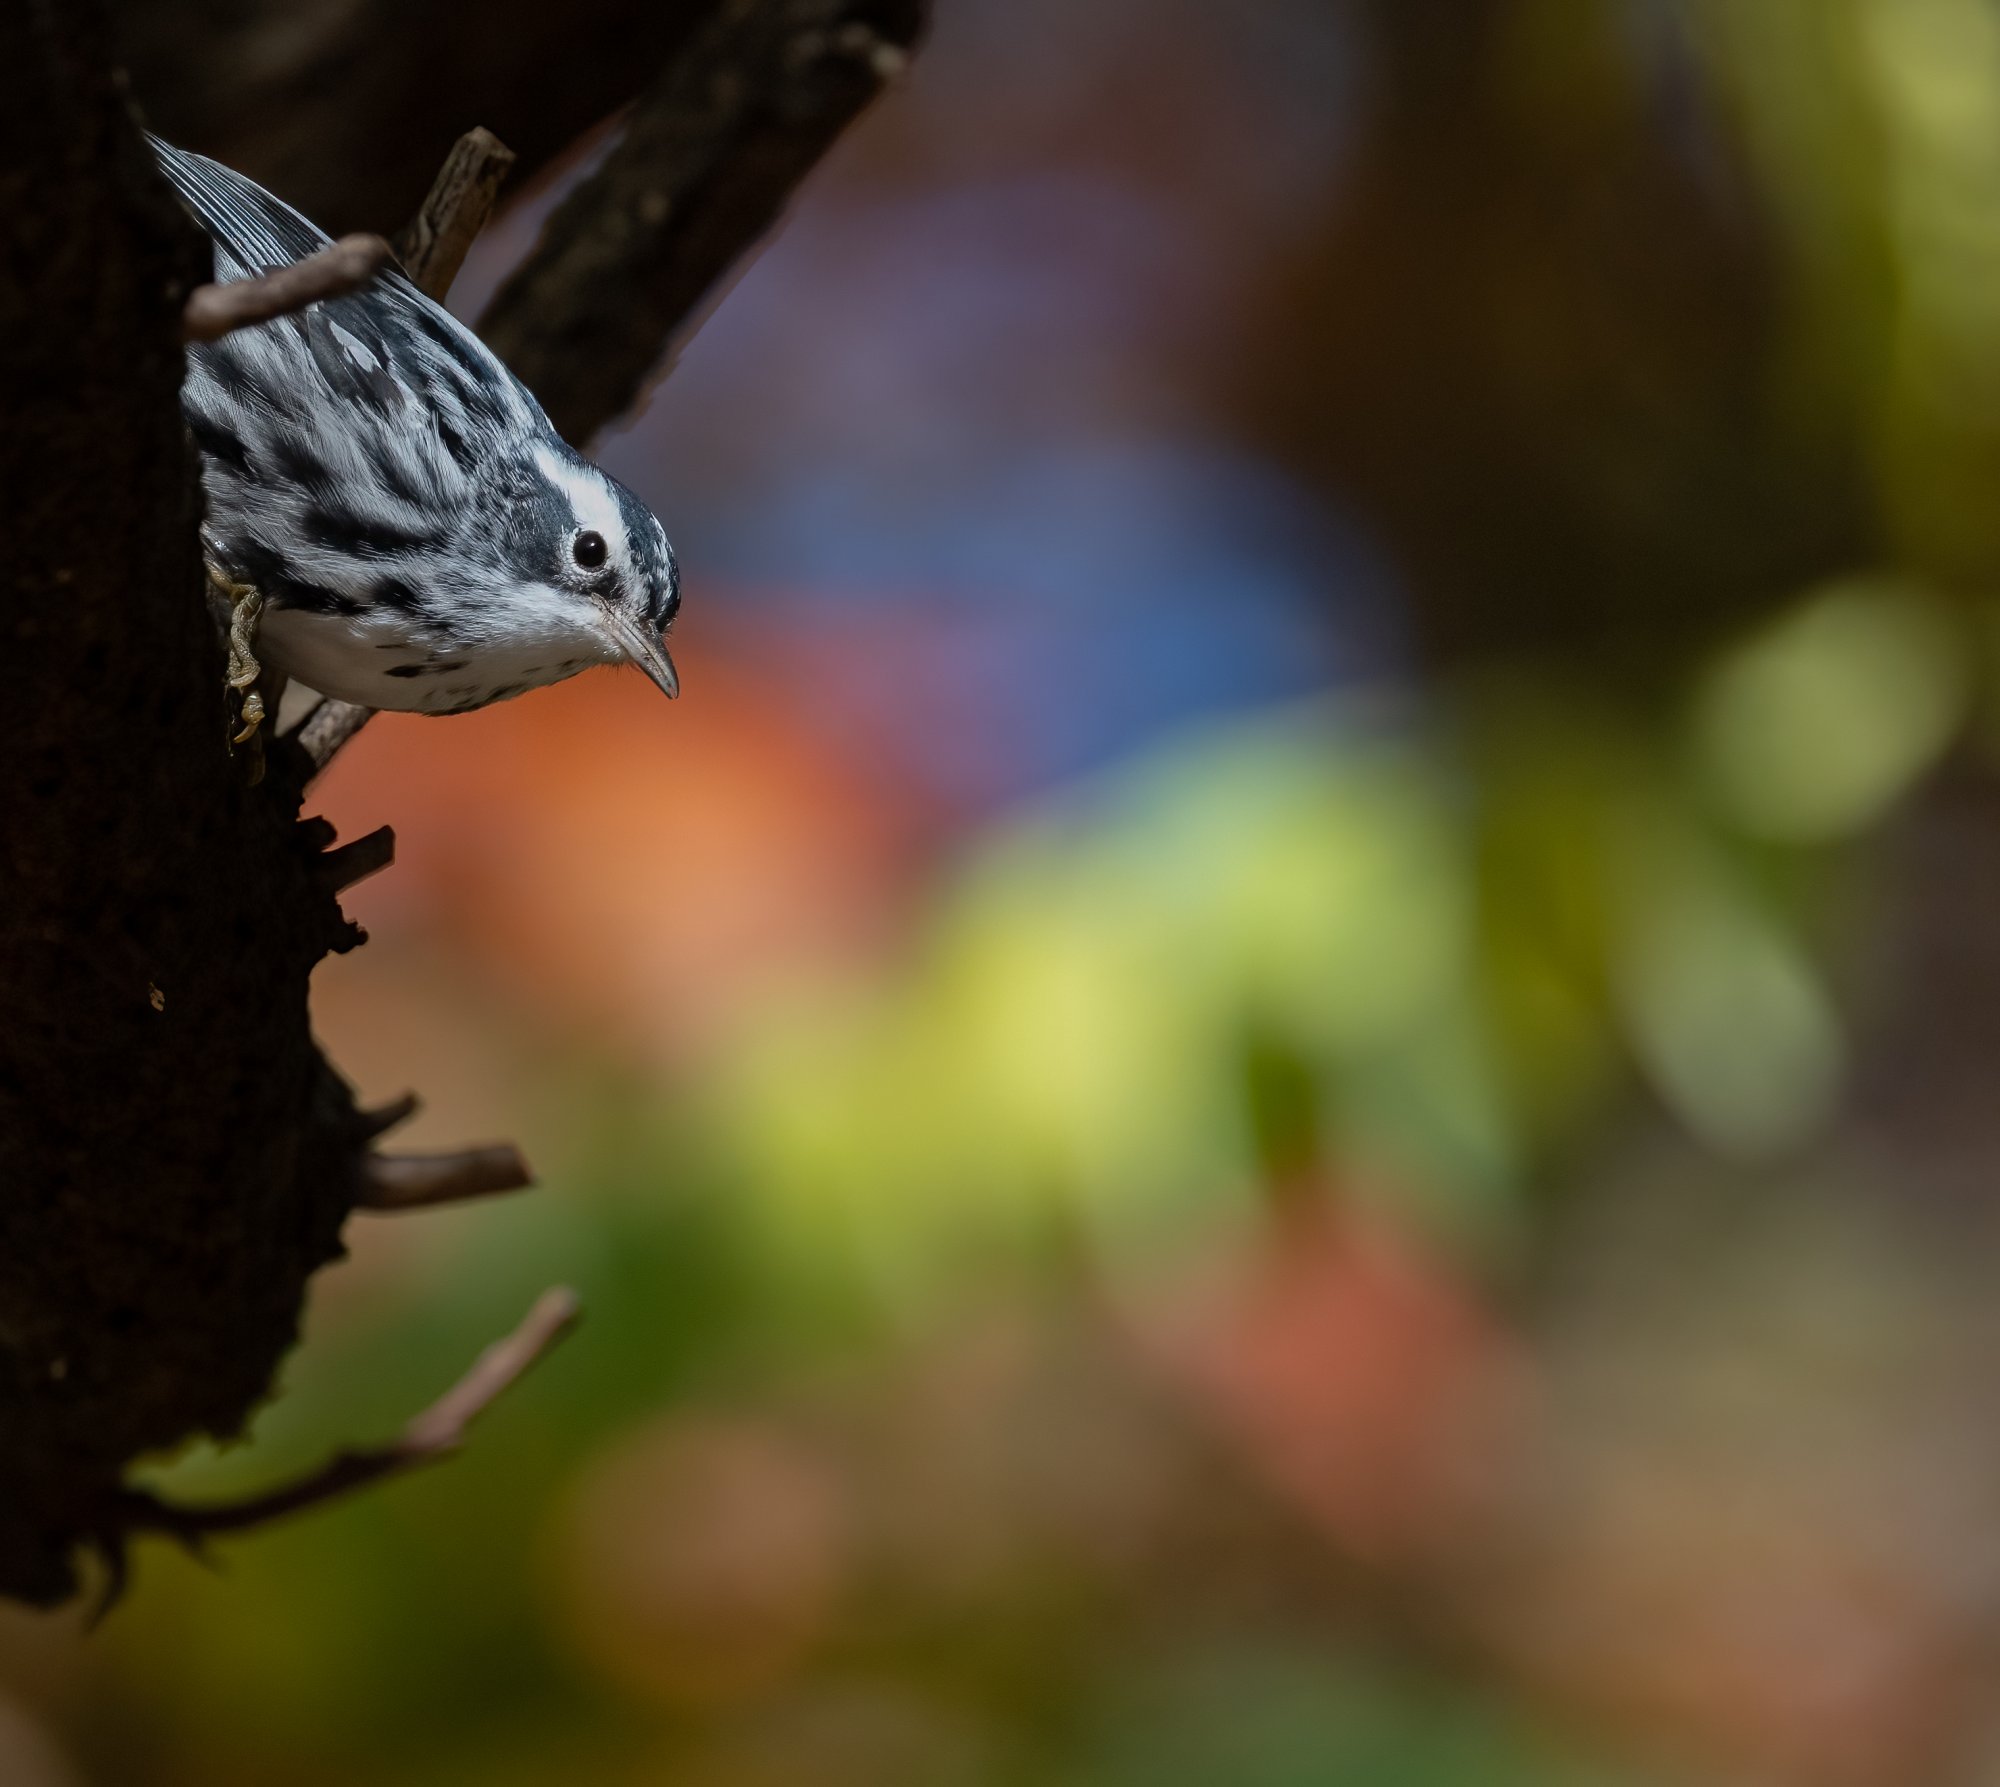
(153, 138, 681, 718)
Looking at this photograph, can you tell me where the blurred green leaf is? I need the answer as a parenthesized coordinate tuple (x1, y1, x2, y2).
(1071, 1644, 1631, 1787)
(1691, 577, 1968, 841)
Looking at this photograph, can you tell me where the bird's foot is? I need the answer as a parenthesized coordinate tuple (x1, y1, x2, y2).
(210, 566, 267, 780)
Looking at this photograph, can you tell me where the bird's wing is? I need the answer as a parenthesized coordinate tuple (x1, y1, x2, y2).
(156, 133, 554, 552)
(150, 137, 332, 278)
(153, 136, 542, 438)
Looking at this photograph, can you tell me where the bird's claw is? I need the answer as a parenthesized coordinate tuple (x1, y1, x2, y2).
(211, 566, 267, 780)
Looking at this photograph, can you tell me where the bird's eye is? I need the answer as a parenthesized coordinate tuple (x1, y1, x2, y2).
(573, 531, 608, 570)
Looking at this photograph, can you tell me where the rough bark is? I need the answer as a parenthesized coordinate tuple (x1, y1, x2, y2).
(0, 1, 377, 1606)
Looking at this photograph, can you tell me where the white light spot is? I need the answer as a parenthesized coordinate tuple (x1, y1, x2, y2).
(329, 320, 382, 372)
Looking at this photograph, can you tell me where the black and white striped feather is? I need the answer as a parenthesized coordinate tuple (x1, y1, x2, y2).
(155, 138, 680, 716)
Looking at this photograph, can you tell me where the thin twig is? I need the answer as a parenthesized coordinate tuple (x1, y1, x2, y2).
(314, 824, 396, 896)
(116, 1288, 579, 1541)
(394, 126, 518, 299)
(293, 696, 375, 773)
(359, 1144, 535, 1212)
(479, 0, 928, 446)
(354, 1090, 422, 1142)
(182, 234, 393, 342)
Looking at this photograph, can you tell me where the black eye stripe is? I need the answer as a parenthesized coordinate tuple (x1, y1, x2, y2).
(572, 530, 608, 570)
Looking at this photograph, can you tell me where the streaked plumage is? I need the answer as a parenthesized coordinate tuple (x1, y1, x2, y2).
(153, 138, 681, 715)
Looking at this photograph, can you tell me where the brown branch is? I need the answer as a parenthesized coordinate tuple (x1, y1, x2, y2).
(394, 126, 517, 299)
(114, 1287, 579, 1542)
(358, 1144, 536, 1211)
(355, 1091, 422, 1141)
(479, 0, 929, 446)
(181, 233, 393, 342)
(292, 696, 376, 774)
(314, 824, 397, 896)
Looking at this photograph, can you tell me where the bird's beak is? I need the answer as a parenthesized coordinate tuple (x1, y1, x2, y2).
(601, 605, 680, 700)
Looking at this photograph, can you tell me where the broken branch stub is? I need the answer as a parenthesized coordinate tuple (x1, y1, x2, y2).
(394, 125, 518, 299)
(359, 1145, 537, 1212)
(181, 233, 394, 342)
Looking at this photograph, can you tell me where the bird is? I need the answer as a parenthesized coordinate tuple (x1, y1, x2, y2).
(151, 137, 681, 731)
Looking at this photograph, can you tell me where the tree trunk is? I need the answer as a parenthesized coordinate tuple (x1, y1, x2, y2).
(0, 0, 375, 1606)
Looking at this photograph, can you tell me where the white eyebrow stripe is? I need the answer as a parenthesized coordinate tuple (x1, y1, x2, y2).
(532, 443, 631, 572)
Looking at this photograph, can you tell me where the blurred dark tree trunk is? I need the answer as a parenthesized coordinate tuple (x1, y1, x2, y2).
(105, 0, 721, 235)
(1244, 0, 1873, 671)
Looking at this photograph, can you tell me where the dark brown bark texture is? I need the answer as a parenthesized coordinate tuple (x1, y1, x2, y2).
(0, 1, 374, 1607)
(1, 0, 926, 1610)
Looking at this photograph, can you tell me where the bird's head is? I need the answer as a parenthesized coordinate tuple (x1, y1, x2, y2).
(512, 444, 680, 699)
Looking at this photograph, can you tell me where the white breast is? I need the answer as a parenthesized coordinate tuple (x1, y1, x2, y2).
(261, 604, 613, 715)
